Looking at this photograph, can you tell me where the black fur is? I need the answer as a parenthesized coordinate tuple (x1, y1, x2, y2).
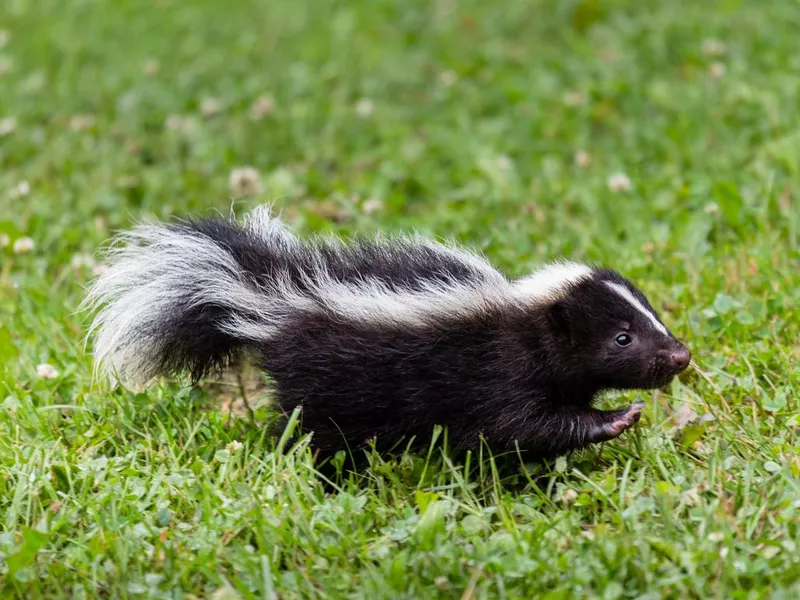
(87, 209, 691, 459)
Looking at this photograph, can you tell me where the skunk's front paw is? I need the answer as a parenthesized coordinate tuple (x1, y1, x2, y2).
(603, 402, 644, 438)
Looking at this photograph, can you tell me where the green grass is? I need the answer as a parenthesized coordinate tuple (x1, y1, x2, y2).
(2, 0, 800, 597)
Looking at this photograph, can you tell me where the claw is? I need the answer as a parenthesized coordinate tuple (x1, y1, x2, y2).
(603, 402, 645, 438)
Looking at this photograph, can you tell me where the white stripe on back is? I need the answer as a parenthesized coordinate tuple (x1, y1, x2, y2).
(604, 281, 669, 336)
(513, 261, 593, 303)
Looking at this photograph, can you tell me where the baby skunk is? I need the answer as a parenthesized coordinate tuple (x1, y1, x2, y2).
(85, 206, 691, 459)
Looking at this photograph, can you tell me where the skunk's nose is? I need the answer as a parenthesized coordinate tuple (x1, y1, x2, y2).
(669, 347, 691, 371)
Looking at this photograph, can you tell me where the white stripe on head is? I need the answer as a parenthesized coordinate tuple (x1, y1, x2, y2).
(604, 281, 669, 336)
(513, 261, 593, 303)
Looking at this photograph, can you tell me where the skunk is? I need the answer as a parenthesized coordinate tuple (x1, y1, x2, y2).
(85, 206, 691, 458)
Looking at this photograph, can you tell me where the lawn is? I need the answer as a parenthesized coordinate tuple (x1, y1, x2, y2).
(2, 0, 800, 597)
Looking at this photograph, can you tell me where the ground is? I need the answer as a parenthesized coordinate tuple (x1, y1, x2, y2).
(2, 0, 800, 597)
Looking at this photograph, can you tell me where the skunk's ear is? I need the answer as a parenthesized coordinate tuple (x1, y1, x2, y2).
(547, 301, 573, 341)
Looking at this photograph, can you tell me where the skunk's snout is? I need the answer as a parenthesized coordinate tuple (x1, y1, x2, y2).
(652, 341, 691, 385)
(669, 346, 691, 372)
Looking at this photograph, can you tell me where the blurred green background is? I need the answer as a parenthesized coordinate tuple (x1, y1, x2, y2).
(2, 0, 800, 597)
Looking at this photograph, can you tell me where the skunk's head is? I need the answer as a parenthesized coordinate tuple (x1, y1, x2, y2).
(516, 262, 691, 390)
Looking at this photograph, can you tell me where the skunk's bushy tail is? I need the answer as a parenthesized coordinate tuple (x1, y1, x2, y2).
(84, 206, 308, 384)
(84, 206, 511, 386)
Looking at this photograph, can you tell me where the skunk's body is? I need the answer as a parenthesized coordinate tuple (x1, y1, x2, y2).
(86, 206, 691, 458)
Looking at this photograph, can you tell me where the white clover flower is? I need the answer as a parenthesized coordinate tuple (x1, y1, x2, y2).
(249, 95, 275, 120)
(226, 440, 244, 452)
(607, 172, 632, 192)
(143, 59, 160, 76)
(561, 488, 579, 504)
(563, 91, 585, 107)
(13, 236, 34, 253)
(708, 62, 726, 78)
(574, 150, 591, 168)
(164, 114, 198, 134)
(354, 98, 374, 118)
(439, 70, 458, 87)
(701, 38, 727, 56)
(165, 114, 184, 131)
(229, 166, 263, 197)
(0, 117, 16, 136)
(69, 114, 95, 132)
(362, 198, 383, 215)
(71, 253, 96, 269)
(200, 97, 223, 118)
(37, 363, 60, 379)
(10, 180, 29, 198)
(496, 155, 513, 171)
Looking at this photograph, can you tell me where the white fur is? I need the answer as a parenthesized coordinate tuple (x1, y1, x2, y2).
(84, 224, 301, 384)
(241, 209, 515, 326)
(245, 204, 299, 250)
(86, 207, 596, 385)
(423, 239, 507, 285)
(314, 278, 507, 326)
(513, 261, 593, 302)
(603, 281, 669, 336)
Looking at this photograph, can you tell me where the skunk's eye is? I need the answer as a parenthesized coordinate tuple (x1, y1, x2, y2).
(615, 333, 633, 347)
